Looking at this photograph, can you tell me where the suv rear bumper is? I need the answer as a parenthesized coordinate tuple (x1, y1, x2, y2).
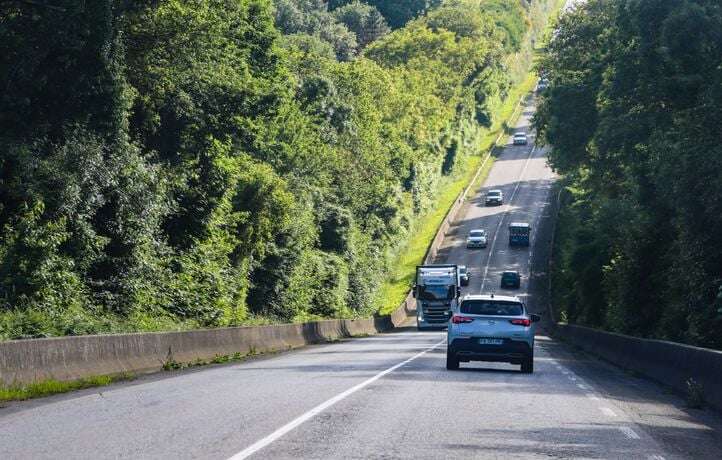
(448, 338, 532, 364)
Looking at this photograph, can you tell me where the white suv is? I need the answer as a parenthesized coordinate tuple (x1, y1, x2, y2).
(447, 294, 540, 373)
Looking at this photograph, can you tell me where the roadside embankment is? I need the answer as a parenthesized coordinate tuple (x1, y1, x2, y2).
(0, 89, 531, 394)
(555, 323, 722, 412)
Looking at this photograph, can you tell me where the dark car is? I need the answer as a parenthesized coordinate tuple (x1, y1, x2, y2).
(459, 265, 470, 286)
(500, 271, 521, 289)
(485, 189, 503, 206)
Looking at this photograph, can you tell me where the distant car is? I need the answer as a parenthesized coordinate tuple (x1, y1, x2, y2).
(459, 265, 470, 286)
(485, 189, 503, 206)
(535, 78, 549, 93)
(466, 229, 488, 248)
(447, 294, 540, 372)
(512, 132, 528, 145)
(500, 271, 521, 289)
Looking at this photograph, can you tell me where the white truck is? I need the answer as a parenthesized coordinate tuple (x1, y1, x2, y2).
(413, 264, 461, 330)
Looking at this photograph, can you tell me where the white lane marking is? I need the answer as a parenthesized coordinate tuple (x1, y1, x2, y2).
(586, 393, 600, 401)
(227, 339, 446, 460)
(600, 407, 617, 417)
(619, 426, 641, 440)
(577, 384, 590, 390)
(648, 455, 666, 460)
(480, 145, 537, 291)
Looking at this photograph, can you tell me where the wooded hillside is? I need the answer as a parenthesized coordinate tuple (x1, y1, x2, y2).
(0, 0, 557, 339)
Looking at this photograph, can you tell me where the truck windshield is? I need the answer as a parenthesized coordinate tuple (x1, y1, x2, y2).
(509, 226, 529, 235)
(460, 300, 523, 316)
(417, 285, 455, 301)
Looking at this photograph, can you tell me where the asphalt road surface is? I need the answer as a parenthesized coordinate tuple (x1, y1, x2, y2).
(2, 96, 722, 460)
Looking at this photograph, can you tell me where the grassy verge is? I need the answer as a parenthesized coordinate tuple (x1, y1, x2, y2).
(0, 373, 134, 403)
(537, 0, 569, 50)
(377, 74, 537, 315)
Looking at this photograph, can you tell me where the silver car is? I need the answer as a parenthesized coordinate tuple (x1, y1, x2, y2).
(447, 294, 540, 373)
(466, 229, 488, 248)
(512, 132, 528, 145)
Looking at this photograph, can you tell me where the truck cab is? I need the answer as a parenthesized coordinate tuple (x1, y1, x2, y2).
(508, 222, 530, 246)
(413, 264, 460, 330)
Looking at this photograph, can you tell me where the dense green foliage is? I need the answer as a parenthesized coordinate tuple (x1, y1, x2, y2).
(536, 0, 722, 348)
(0, 0, 557, 340)
(329, 0, 443, 29)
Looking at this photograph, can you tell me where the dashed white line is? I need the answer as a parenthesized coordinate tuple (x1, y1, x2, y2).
(227, 339, 446, 460)
(480, 145, 537, 291)
(586, 393, 600, 401)
(600, 407, 617, 417)
(619, 426, 641, 440)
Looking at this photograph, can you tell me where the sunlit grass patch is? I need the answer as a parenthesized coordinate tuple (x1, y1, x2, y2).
(0, 373, 133, 403)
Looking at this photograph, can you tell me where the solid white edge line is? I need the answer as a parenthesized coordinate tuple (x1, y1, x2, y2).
(227, 339, 446, 460)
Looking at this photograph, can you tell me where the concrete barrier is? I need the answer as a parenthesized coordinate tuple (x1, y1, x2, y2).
(555, 323, 722, 412)
(0, 310, 412, 386)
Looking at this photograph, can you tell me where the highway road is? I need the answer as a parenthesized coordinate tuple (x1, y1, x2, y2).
(2, 96, 722, 459)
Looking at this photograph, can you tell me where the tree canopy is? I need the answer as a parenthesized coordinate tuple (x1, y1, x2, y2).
(535, 0, 722, 348)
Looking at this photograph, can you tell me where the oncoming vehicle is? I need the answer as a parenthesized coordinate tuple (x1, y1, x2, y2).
(509, 222, 530, 246)
(466, 229, 488, 248)
(413, 265, 460, 330)
(459, 266, 470, 286)
(512, 132, 528, 145)
(485, 189, 503, 206)
(500, 270, 521, 289)
(447, 294, 540, 373)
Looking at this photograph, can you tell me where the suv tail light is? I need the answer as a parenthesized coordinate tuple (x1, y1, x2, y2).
(509, 318, 531, 327)
(451, 315, 474, 324)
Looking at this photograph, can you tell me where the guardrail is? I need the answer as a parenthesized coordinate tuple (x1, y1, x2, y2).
(554, 323, 722, 412)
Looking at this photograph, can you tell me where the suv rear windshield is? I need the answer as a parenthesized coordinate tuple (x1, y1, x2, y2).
(460, 300, 523, 316)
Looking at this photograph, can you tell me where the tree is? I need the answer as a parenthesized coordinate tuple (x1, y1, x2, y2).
(332, 1, 390, 49)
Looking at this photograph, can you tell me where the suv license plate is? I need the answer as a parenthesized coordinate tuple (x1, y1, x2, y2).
(478, 338, 503, 345)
